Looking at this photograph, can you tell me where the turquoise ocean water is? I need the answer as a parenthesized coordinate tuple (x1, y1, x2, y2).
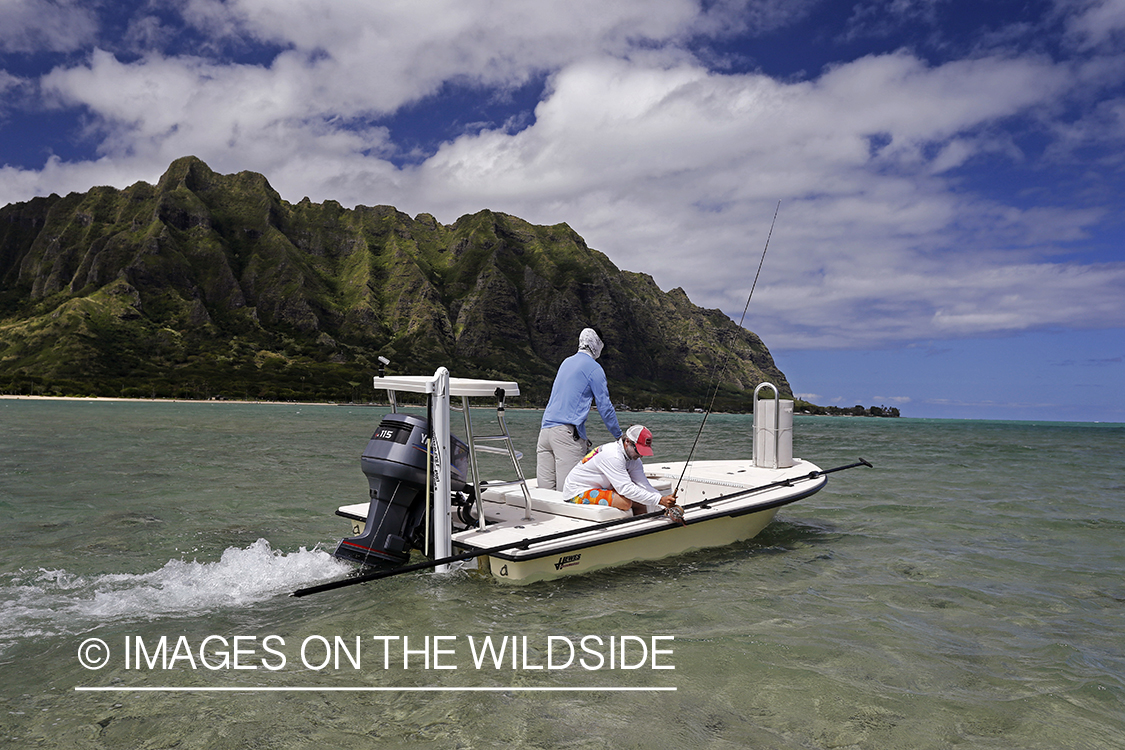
(1, 398, 1122, 749)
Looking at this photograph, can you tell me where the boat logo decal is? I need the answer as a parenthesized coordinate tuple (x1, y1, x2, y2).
(554, 553, 582, 571)
(498, 564, 508, 577)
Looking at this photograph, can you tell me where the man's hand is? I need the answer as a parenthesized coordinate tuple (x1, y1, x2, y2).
(658, 494, 677, 507)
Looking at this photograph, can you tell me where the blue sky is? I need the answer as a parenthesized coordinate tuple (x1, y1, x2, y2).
(1, 0, 1123, 422)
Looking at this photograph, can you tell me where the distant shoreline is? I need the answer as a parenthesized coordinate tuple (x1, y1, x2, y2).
(0, 394, 531, 410)
(0, 394, 898, 418)
(0, 394, 345, 407)
(4, 396, 1117, 423)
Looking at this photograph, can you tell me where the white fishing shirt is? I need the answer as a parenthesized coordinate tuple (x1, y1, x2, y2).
(562, 439, 662, 510)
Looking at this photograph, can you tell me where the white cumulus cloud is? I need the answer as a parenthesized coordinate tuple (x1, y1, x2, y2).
(0, 0, 99, 53)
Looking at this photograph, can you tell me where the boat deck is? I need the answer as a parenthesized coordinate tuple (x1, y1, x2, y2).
(454, 458, 826, 562)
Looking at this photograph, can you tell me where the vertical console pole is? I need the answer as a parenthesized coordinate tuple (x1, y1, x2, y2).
(430, 367, 453, 571)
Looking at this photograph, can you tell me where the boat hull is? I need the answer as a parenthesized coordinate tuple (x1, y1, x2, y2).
(453, 459, 827, 583)
(473, 504, 782, 583)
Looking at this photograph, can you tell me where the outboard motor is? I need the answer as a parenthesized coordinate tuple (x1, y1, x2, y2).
(333, 413, 470, 567)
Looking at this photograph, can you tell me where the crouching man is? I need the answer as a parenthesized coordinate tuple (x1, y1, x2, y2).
(562, 425, 677, 515)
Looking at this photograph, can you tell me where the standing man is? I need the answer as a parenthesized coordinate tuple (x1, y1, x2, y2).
(562, 425, 677, 515)
(536, 328, 622, 490)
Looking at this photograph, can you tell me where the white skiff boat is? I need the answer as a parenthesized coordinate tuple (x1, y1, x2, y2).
(295, 368, 869, 595)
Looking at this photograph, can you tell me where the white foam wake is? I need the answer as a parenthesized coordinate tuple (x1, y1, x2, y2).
(0, 539, 349, 646)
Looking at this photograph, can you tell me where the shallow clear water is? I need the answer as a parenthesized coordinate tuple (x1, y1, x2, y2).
(1, 399, 1122, 748)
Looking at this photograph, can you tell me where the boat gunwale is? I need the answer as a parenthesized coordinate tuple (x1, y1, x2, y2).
(453, 472, 828, 562)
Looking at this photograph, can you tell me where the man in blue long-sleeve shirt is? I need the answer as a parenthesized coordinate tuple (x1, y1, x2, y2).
(536, 328, 623, 489)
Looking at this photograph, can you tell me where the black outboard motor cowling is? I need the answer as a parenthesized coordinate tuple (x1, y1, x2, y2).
(333, 413, 469, 567)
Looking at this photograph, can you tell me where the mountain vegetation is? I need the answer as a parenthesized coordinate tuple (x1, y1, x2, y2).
(0, 156, 792, 410)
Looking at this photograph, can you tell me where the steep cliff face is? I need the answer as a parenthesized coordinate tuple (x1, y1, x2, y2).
(0, 156, 790, 405)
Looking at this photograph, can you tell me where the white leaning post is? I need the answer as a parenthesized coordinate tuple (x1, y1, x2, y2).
(430, 367, 454, 572)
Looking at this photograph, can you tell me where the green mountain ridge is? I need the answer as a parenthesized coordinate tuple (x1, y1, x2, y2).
(0, 156, 791, 408)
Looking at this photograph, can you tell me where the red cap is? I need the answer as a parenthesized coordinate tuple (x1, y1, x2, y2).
(626, 425, 654, 456)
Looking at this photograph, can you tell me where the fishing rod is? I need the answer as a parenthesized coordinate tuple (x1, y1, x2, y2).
(673, 200, 780, 498)
(290, 456, 872, 598)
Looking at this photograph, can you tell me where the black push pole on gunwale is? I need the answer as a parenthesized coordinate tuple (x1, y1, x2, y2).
(289, 458, 872, 598)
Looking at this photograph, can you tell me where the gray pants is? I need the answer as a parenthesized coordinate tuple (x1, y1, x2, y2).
(536, 424, 590, 490)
